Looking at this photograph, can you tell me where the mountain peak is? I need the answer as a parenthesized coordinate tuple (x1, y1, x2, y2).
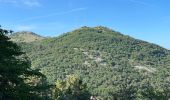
(10, 31, 45, 42)
(14, 31, 42, 37)
(94, 26, 113, 30)
(78, 26, 114, 31)
(65, 26, 124, 40)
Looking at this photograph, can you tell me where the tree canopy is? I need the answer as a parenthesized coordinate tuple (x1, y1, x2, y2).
(53, 74, 90, 100)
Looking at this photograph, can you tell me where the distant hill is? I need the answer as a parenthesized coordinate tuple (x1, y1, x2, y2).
(15, 26, 170, 99)
(10, 31, 45, 42)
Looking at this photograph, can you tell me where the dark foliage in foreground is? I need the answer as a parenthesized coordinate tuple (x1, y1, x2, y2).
(0, 26, 49, 100)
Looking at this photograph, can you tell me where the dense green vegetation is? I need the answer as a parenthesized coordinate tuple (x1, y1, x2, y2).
(2, 25, 170, 99)
(12, 26, 170, 99)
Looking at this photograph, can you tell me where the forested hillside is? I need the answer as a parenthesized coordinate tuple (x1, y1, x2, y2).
(12, 26, 170, 99)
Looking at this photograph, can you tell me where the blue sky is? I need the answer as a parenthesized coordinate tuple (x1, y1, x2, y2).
(0, 0, 170, 49)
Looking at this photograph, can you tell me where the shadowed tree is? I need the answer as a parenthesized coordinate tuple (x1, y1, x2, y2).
(0, 26, 48, 100)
